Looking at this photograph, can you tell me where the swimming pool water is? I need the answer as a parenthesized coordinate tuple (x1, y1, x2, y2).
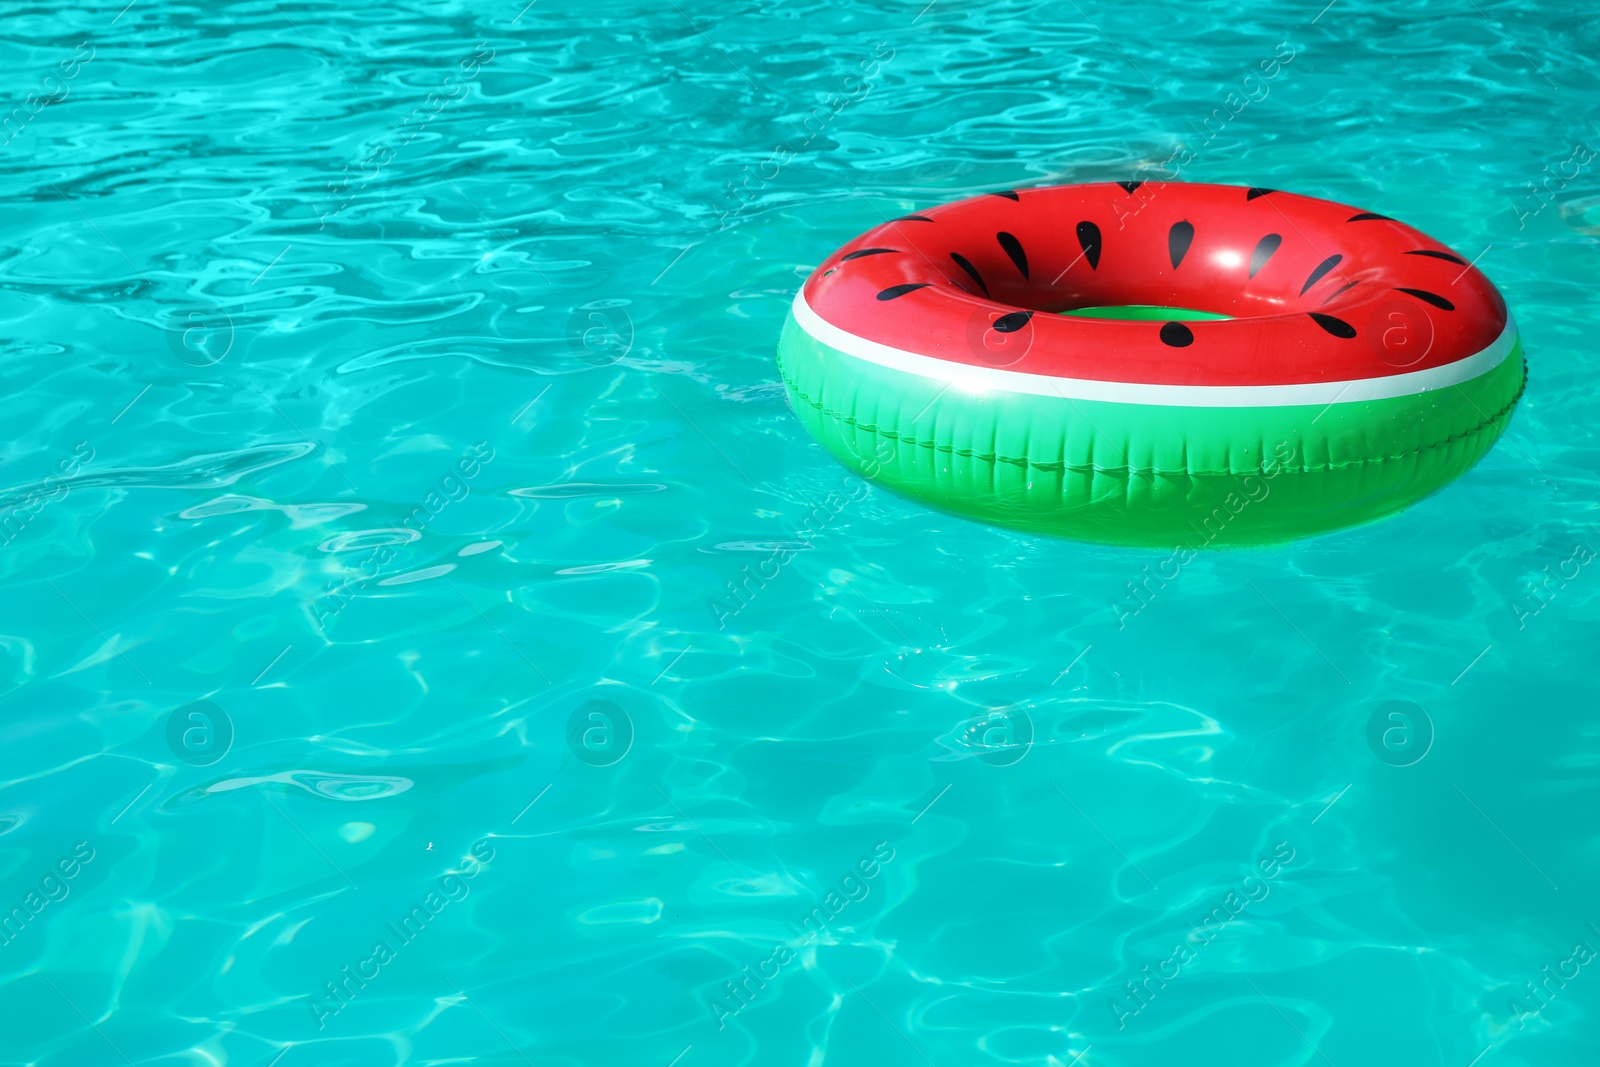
(1, 1, 1597, 1064)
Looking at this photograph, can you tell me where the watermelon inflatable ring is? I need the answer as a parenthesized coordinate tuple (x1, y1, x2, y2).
(777, 182, 1525, 546)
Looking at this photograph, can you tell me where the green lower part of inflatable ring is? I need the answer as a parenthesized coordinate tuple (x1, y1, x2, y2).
(777, 314, 1527, 547)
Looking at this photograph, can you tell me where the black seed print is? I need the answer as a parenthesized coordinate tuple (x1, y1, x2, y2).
(1300, 254, 1343, 294)
(1249, 233, 1282, 278)
(992, 311, 1033, 333)
(1395, 287, 1455, 310)
(1309, 312, 1357, 338)
(1321, 281, 1359, 305)
(1404, 249, 1467, 264)
(989, 190, 1020, 201)
(1168, 220, 1194, 269)
(1348, 212, 1393, 222)
(895, 215, 935, 222)
(841, 248, 898, 261)
(1246, 188, 1275, 200)
(1159, 321, 1194, 347)
(997, 231, 1030, 278)
(949, 252, 989, 295)
(877, 283, 930, 301)
(1117, 181, 1143, 194)
(1076, 221, 1102, 270)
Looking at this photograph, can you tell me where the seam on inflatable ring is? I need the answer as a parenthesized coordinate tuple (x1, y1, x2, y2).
(780, 358, 1527, 478)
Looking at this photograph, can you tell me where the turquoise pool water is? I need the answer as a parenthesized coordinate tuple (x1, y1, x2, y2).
(2, 1, 1597, 1064)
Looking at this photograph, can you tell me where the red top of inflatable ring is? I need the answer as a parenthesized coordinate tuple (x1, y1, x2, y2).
(798, 182, 1509, 388)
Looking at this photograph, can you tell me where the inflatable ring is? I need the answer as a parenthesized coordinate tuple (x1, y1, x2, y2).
(777, 182, 1525, 546)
